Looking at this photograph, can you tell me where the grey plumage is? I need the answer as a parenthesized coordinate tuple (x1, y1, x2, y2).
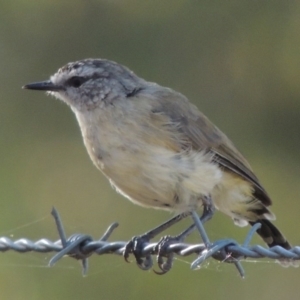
(23, 58, 291, 252)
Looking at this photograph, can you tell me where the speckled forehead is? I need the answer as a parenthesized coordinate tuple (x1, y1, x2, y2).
(50, 61, 106, 84)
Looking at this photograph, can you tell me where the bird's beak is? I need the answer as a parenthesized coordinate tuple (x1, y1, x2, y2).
(22, 80, 63, 91)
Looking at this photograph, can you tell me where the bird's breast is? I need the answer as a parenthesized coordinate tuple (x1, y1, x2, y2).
(73, 105, 222, 212)
(74, 106, 182, 209)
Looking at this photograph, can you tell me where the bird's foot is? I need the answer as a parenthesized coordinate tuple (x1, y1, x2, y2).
(153, 235, 182, 275)
(123, 234, 153, 270)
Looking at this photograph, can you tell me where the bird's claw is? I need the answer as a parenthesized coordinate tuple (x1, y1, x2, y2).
(154, 254, 174, 275)
(123, 235, 153, 270)
(153, 235, 179, 274)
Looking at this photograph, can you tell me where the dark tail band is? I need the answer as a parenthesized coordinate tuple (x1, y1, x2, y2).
(249, 219, 291, 250)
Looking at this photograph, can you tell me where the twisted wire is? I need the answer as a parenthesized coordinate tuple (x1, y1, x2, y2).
(0, 208, 298, 277)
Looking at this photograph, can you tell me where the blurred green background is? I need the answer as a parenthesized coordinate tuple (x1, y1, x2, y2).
(1, 1, 300, 299)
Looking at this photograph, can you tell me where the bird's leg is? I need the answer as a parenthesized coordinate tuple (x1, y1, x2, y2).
(155, 195, 215, 274)
(191, 195, 215, 246)
(123, 212, 191, 270)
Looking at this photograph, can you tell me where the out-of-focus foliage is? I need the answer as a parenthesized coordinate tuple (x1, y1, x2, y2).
(0, 1, 300, 299)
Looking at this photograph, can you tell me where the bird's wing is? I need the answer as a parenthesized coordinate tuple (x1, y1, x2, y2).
(150, 89, 271, 206)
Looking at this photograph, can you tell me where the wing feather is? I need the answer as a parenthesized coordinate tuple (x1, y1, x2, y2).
(150, 89, 272, 206)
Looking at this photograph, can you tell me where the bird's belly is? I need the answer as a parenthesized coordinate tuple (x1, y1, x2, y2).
(78, 110, 223, 212)
(100, 151, 179, 210)
(92, 146, 223, 212)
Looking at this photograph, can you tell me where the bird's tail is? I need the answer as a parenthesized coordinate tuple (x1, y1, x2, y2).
(249, 219, 291, 249)
(249, 219, 298, 267)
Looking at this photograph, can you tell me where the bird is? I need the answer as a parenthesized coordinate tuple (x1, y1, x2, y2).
(23, 58, 292, 270)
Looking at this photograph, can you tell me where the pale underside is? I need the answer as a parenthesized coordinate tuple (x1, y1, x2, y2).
(72, 87, 275, 226)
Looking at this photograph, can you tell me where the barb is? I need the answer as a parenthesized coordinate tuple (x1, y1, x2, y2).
(0, 208, 299, 277)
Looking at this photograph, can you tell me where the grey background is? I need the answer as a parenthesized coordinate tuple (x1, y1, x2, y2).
(1, 1, 300, 299)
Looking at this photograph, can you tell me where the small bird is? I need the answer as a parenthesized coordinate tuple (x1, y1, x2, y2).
(23, 58, 291, 268)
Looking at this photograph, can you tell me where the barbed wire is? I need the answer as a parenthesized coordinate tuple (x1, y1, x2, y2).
(0, 207, 299, 277)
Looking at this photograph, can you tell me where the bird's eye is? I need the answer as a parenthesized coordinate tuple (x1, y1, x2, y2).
(66, 76, 87, 88)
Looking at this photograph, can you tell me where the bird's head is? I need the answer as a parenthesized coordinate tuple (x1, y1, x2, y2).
(23, 59, 145, 111)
